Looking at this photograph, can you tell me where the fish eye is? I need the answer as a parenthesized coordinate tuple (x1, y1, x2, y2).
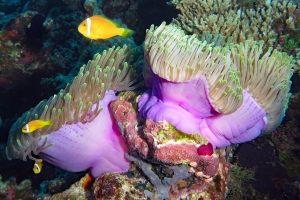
(83, 23, 86, 26)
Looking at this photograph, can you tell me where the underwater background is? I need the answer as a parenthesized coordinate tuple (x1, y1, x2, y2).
(0, 0, 300, 199)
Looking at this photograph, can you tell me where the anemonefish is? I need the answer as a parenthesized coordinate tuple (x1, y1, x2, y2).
(78, 15, 135, 40)
(22, 119, 53, 133)
(81, 173, 95, 191)
(33, 160, 43, 174)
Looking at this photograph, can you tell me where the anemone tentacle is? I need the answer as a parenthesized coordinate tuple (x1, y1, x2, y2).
(6, 45, 137, 161)
(140, 22, 295, 147)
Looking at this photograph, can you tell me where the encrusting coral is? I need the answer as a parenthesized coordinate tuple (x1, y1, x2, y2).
(139, 22, 294, 147)
(170, 0, 299, 48)
(6, 45, 138, 177)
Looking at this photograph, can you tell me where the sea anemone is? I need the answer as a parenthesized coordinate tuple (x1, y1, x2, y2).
(6, 45, 138, 177)
(139, 22, 294, 147)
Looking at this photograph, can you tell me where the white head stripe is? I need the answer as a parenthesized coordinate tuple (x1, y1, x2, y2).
(86, 18, 91, 36)
(34, 163, 41, 173)
(26, 124, 29, 133)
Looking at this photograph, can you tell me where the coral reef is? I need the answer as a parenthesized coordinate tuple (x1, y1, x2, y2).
(170, 0, 299, 48)
(0, 0, 20, 14)
(4, 20, 294, 198)
(272, 92, 300, 177)
(126, 154, 191, 199)
(0, 175, 35, 200)
(83, 0, 101, 16)
(46, 162, 153, 199)
(169, 0, 300, 72)
(0, 11, 50, 90)
(93, 170, 152, 199)
(226, 164, 255, 200)
(232, 141, 299, 199)
(2, 0, 300, 199)
(273, 34, 300, 74)
(110, 94, 231, 199)
(0, 0, 138, 127)
(0, 0, 157, 198)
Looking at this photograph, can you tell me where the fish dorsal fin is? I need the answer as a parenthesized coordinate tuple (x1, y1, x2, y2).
(94, 15, 119, 27)
(108, 18, 119, 27)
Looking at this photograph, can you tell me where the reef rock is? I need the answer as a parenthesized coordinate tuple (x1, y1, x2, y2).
(109, 92, 231, 199)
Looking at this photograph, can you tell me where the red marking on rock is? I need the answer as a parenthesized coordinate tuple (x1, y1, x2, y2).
(197, 143, 213, 156)
(2, 31, 15, 40)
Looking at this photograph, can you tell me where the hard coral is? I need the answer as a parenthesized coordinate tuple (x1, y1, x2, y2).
(170, 0, 299, 48)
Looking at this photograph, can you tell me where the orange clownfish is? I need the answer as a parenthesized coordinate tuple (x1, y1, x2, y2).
(78, 15, 135, 40)
(22, 119, 53, 133)
(33, 160, 43, 174)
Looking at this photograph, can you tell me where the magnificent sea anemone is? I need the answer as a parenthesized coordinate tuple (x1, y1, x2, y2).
(5, 22, 295, 177)
(138, 22, 294, 147)
(6, 45, 137, 177)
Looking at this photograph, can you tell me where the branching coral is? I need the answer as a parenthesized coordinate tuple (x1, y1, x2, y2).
(6, 45, 138, 177)
(139, 22, 294, 147)
(170, 0, 299, 48)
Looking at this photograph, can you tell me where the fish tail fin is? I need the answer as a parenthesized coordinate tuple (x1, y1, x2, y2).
(47, 120, 54, 126)
(119, 28, 135, 38)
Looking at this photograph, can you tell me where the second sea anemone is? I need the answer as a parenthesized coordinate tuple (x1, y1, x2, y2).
(139, 22, 294, 147)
